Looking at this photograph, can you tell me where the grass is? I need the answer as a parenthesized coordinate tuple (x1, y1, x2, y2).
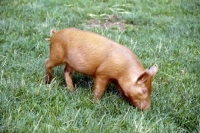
(0, 0, 200, 132)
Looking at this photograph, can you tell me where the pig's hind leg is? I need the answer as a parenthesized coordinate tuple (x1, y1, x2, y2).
(45, 58, 55, 84)
(64, 65, 75, 92)
(45, 57, 63, 84)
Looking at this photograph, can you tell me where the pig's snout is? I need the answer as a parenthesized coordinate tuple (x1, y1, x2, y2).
(134, 100, 151, 110)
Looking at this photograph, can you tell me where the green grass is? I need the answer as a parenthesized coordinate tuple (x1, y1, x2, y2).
(1, 0, 200, 132)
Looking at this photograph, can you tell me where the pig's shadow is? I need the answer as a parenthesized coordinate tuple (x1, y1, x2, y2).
(54, 67, 119, 96)
(72, 73, 119, 96)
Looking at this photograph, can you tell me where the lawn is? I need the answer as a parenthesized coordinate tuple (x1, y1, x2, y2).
(0, 0, 199, 132)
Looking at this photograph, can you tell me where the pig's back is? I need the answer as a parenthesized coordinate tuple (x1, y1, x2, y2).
(52, 28, 142, 77)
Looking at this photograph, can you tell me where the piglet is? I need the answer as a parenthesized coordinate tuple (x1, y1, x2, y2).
(45, 28, 158, 110)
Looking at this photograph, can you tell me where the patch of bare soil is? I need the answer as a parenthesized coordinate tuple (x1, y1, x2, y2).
(87, 15, 126, 30)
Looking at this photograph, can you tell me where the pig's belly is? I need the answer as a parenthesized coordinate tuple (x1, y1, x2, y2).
(65, 54, 103, 76)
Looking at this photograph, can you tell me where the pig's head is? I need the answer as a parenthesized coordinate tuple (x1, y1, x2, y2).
(124, 65, 158, 110)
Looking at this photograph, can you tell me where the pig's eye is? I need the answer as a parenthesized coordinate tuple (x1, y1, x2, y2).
(139, 89, 148, 95)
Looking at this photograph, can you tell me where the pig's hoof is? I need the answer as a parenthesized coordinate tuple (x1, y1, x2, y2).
(92, 97, 101, 102)
(69, 89, 75, 92)
(67, 87, 75, 92)
(45, 75, 52, 84)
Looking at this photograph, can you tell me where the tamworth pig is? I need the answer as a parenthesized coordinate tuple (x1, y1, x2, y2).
(45, 28, 158, 110)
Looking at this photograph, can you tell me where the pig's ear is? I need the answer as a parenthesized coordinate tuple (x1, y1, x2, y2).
(147, 64, 158, 77)
(136, 65, 158, 84)
(50, 29, 56, 37)
(137, 71, 149, 84)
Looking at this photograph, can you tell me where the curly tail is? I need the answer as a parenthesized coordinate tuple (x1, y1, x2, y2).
(45, 29, 57, 41)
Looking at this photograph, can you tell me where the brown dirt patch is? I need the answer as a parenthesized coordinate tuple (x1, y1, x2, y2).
(86, 15, 126, 30)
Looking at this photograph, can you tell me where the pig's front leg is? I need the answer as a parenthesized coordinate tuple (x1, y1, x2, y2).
(93, 76, 108, 101)
(115, 83, 125, 97)
(64, 65, 75, 92)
